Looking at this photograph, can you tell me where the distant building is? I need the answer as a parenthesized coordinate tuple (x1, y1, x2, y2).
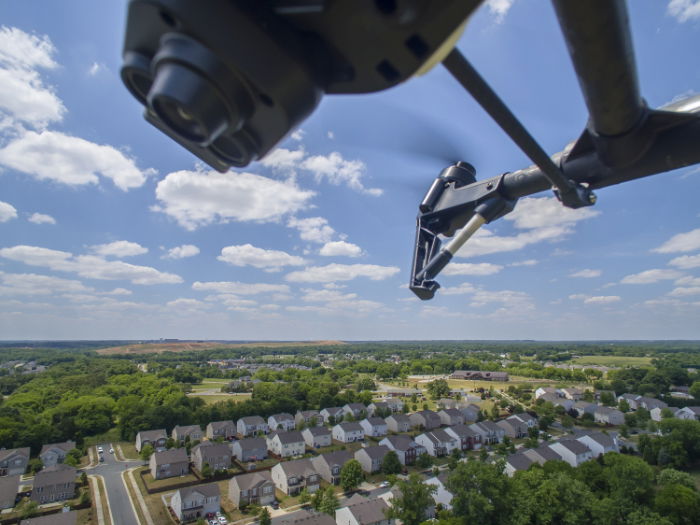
(0, 475, 19, 510)
(20, 511, 77, 525)
(268, 413, 296, 432)
(312, 450, 353, 485)
(379, 436, 425, 466)
(335, 495, 394, 525)
(302, 427, 332, 449)
(149, 448, 189, 480)
(0, 447, 29, 476)
(450, 370, 508, 381)
(333, 422, 365, 443)
(355, 445, 390, 473)
(191, 441, 232, 472)
(172, 425, 203, 445)
(39, 441, 76, 468)
(237, 416, 269, 437)
(267, 431, 305, 458)
(271, 458, 320, 496)
(229, 471, 275, 508)
(206, 420, 236, 440)
(31, 464, 76, 504)
(232, 437, 267, 463)
(385, 414, 411, 433)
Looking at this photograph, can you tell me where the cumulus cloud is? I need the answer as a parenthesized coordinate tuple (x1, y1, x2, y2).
(569, 293, 621, 304)
(301, 152, 382, 196)
(162, 244, 200, 260)
(260, 147, 306, 171)
(154, 169, 314, 230)
(570, 269, 601, 278)
(0, 131, 152, 190)
(0, 200, 17, 222)
(319, 241, 363, 258)
(165, 298, 208, 310)
(91, 240, 148, 258)
(509, 259, 538, 267)
(28, 212, 55, 224)
(0, 245, 181, 285)
(287, 288, 382, 315)
(667, 0, 700, 22)
(192, 281, 290, 295)
(0, 271, 91, 296)
(285, 263, 400, 283)
(668, 286, 700, 297)
(653, 228, 700, 253)
(442, 262, 503, 276)
(441, 282, 477, 295)
(217, 244, 306, 271)
(87, 61, 105, 76)
(486, 0, 516, 23)
(287, 216, 335, 244)
(455, 197, 599, 258)
(668, 254, 700, 269)
(620, 268, 684, 284)
(290, 129, 305, 141)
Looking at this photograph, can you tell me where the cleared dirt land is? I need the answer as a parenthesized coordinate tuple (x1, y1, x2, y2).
(96, 340, 345, 355)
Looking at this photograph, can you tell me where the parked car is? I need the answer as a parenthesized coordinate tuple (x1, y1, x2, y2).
(379, 481, 390, 488)
(109, 448, 114, 454)
(97, 446, 103, 453)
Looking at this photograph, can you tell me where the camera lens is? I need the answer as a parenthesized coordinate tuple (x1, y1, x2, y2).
(148, 62, 230, 146)
(211, 130, 258, 167)
(121, 51, 153, 105)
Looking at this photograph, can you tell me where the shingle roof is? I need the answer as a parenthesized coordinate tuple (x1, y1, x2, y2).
(357, 445, 389, 460)
(271, 413, 295, 422)
(33, 464, 76, 488)
(343, 497, 390, 525)
(364, 417, 386, 426)
(446, 424, 478, 438)
(152, 448, 188, 465)
(305, 426, 331, 436)
(525, 445, 562, 463)
(208, 420, 234, 431)
(277, 458, 317, 478)
(387, 414, 410, 423)
(237, 437, 267, 451)
(20, 511, 78, 525)
(555, 439, 590, 455)
(137, 429, 167, 441)
(231, 470, 273, 491)
(338, 422, 363, 432)
(39, 441, 75, 456)
(314, 450, 353, 468)
(240, 415, 266, 425)
(273, 431, 304, 445)
(578, 432, 615, 448)
(0, 447, 29, 462)
(507, 453, 534, 471)
(178, 481, 220, 499)
(193, 441, 231, 457)
(0, 475, 20, 501)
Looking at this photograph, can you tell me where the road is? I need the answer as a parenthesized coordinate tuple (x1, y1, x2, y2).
(88, 443, 143, 525)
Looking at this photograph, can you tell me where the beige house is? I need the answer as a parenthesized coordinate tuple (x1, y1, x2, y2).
(229, 471, 276, 508)
(149, 448, 189, 479)
(170, 482, 220, 522)
(0, 447, 29, 476)
(206, 420, 236, 440)
(192, 441, 232, 472)
(135, 429, 168, 452)
(271, 458, 320, 496)
(31, 464, 76, 504)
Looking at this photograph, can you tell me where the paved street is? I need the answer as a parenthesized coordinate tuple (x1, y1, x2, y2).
(88, 443, 143, 525)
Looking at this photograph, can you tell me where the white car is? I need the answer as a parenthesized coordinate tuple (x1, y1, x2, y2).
(97, 446, 104, 454)
(379, 481, 390, 488)
(109, 448, 114, 454)
(218, 517, 228, 525)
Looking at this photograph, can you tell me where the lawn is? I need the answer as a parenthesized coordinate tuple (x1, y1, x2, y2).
(188, 393, 252, 405)
(570, 355, 652, 367)
(133, 468, 176, 524)
(141, 468, 200, 491)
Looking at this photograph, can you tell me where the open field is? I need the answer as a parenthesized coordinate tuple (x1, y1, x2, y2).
(96, 340, 345, 355)
(190, 379, 230, 392)
(188, 393, 252, 405)
(571, 355, 653, 366)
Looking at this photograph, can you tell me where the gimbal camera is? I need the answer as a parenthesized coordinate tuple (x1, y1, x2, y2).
(121, 1, 700, 300)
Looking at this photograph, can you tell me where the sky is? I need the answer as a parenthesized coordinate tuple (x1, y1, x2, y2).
(0, 0, 699, 341)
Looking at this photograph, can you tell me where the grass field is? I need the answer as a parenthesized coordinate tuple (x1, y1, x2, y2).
(571, 355, 652, 366)
(189, 393, 252, 405)
(190, 379, 230, 393)
(96, 340, 345, 355)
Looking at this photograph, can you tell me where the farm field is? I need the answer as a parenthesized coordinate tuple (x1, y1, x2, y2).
(571, 355, 653, 366)
(188, 392, 252, 405)
(96, 339, 345, 355)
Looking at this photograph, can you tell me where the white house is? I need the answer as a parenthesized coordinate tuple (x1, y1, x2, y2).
(379, 435, 425, 466)
(343, 403, 368, 420)
(335, 496, 394, 525)
(425, 472, 453, 509)
(415, 429, 459, 457)
(320, 407, 345, 424)
(267, 431, 306, 458)
(268, 413, 296, 432)
(675, 406, 700, 421)
(523, 444, 562, 466)
(271, 458, 320, 496)
(575, 432, 619, 457)
(549, 440, 592, 467)
(594, 406, 625, 425)
(504, 453, 535, 477)
(302, 426, 332, 449)
(359, 418, 388, 437)
(445, 424, 481, 450)
(237, 416, 269, 437)
(535, 387, 560, 399)
(333, 422, 365, 443)
(355, 445, 390, 474)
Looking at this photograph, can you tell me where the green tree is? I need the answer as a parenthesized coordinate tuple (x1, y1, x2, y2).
(690, 381, 700, 400)
(310, 488, 323, 510)
(657, 468, 696, 490)
(201, 463, 213, 478)
(416, 452, 433, 469)
(340, 459, 364, 492)
(386, 473, 436, 525)
(426, 379, 450, 400)
(16, 498, 39, 519)
(446, 460, 513, 525)
(654, 484, 700, 525)
(259, 507, 271, 525)
(319, 486, 339, 516)
(299, 487, 311, 506)
(139, 443, 154, 461)
(381, 450, 402, 475)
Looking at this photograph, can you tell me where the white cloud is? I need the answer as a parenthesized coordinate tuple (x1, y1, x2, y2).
(154, 169, 314, 230)
(260, 147, 306, 171)
(327, 131, 335, 140)
(87, 61, 105, 76)
(0, 245, 182, 285)
(290, 129, 305, 141)
(667, 0, 700, 22)
(192, 281, 290, 295)
(486, 0, 516, 23)
(28, 212, 55, 224)
(204, 293, 258, 310)
(0, 26, 64, 129)
(570, 269, 601, 278)
(668, 254, 700, 269)
(91, 240, 148, 258)
(217, 244, 306, 270)
(0, 131, 151, 190)
(583, 295, 621, 304)
(301, 288, 358, 302)
(0, 271, 91, 296)
(676, 276, 700, 287)
(509, 259, 538, 267)
(441, 282, 477, 295)
(455, 197, 599, 258)
(285, 263, 400, 283)
(653, 228, 700, 253)
(442, 262, 503, 276)
(163, 244, 200, 260)
(469, 288, 533, 309)
(620, 268, 684, 284)
(668, 286, 700, 297)
(287, 216, 335, 244)
(301, 152, 382, 196)
(319, 241, 363, 258)
(0, 200, 17, 222)
(165, 298, 207, 309)
(104, 288, 132, 296)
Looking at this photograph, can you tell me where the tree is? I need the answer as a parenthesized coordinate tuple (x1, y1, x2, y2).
(690, 381, 700, 400)
(258, 507, 271, 525)
(16, 498, 39, 519)
(201, 463, 213, 478)
(657, 468, 696, 490)
(385, 473, 436, 525)
(340, 459, 363, 492)
(416, 452, 433, 469)
(426, 379, 450, 400)
(311, 488, 323, 510)
(299, 487, 311, 506)
(381, 450, 402, 475)
(446, 460, 513, 525)
(618, 399, 631, 413)
(319, 486, 339, 516)
(654, 484, 700, 525)
(140, 443, 154, 461)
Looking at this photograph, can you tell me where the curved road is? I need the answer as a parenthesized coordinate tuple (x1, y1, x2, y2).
(89, 444, 143, 525)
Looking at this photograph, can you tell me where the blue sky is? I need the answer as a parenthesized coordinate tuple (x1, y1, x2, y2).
(1, 0, 699, 341)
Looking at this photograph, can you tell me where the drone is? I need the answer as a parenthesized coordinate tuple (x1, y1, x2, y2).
(120, 0, 700, 300)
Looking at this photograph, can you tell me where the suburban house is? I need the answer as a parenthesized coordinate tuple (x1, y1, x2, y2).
(573, 402, 598, 417)
(0, 447, 29, 476)
(320, 407, 344, 424)
(549, 440, 592, 467)
(637, 396, 668, 411)
(379, 435, 425, 466)
(355, 445, 390, 474)
(0, 475, 19, 510)
(312, 450, 353, 485)
(675, 406, 700, 420)
(267, 431, 306, 458)
(20, 511, 78, 525)
(268, 413, 296, 432)
(232, 437, 268, 462)
(367, 402, 391, 417)
(449, 370, 508, 381)
(469, 421, 505, 444)
(136, 429, 168, 452)
(237, 416, 269, 437)
(650, 407, 674, 421)
(206, 420, 236, 440)
(496, 417, 527, 439)
(459, 404, 481, 422)
(170, 482, 220, 522)
(594, 406, 625, 425)
(509, 413, 538, 428)
(385, 414, 412, 433)
(39, 441, 76, 468)
(409, 410, 442, 431)
(149, 448, 190, 480)
(302, 426, 332, 449)
(271, 458, 320, 496)
(343, 403, 368, 420)
(191, 441, 232, 472)
(385, 399, 405, 413)
(359, 417, 388, 437)
(425, 472, 453, 510)
(617, 393, 641, 410)
(436, 398, 459, 410)
(415, 429, 459, 457)
(228, 471, 276, 508)
(31, 464, 76, 504)
(523, 444, 562, 466)
(295, 410, 323, 428)
(172, 424, 203, 445)
(561, 388, 584, 401)
(277, 509, 334, 525)
(575, 432, 619, 457)
(332, 422, 365, 443)
(444, 424, 481, 450)
(335, 496, 394, 525)
(505, 452, 535, 476)
(535, 387, 560, 399)
(438, 409, 465, 426)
